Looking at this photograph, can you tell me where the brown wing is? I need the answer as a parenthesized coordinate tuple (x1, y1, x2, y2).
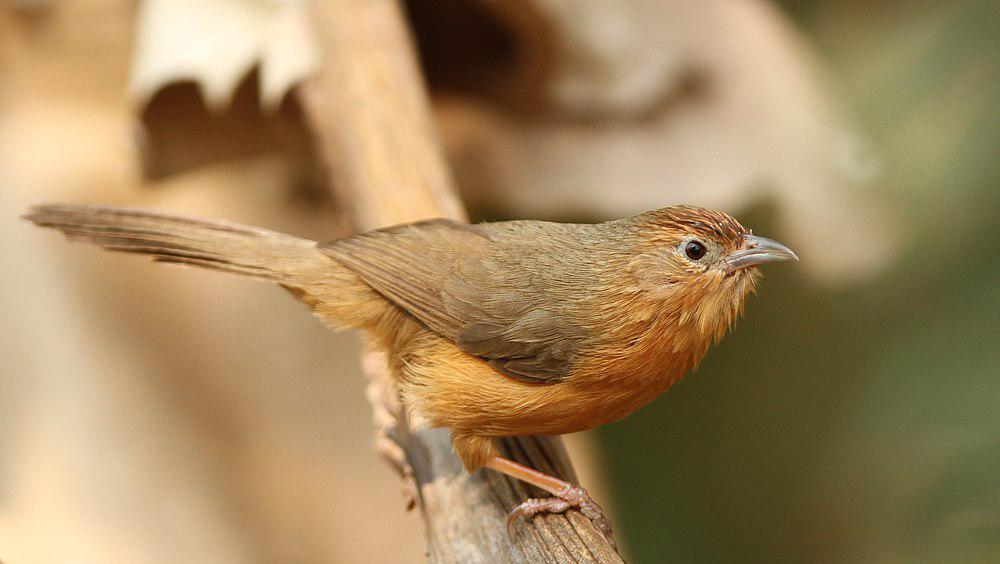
(319, 218, 592, 383)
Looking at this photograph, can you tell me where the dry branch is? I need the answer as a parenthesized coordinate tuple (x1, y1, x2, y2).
(297, 0, 622, 561)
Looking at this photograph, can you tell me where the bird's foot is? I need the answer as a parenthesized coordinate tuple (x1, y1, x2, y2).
(507, 485, 615, 545)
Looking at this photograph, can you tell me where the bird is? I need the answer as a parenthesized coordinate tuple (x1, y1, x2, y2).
(25, 203, 797, 542)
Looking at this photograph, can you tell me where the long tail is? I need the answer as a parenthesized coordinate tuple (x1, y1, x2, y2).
(24, 203, 333, 290)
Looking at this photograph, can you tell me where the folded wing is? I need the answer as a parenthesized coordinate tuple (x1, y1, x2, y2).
(320, 219, 591, 383)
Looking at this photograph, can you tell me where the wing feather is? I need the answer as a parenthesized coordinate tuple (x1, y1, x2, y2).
(319, 218, 592, 383)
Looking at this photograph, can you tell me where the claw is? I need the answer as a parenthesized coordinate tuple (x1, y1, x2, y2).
(505, 486, 615, 546)
(506, 497, 571, 537)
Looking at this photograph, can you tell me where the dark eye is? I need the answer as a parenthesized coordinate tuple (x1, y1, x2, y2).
(685, 240, 707, 261)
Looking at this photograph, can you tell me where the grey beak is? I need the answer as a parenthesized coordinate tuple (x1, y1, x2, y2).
(724, 235, 798, 273)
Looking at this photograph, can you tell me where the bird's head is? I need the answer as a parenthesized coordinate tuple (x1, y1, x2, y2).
(620, 205, 797, 344)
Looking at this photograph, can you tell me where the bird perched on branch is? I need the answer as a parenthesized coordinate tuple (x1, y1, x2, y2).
(26, 203, 796, 542)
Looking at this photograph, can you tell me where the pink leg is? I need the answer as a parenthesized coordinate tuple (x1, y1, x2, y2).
(485, 456, 614, 544)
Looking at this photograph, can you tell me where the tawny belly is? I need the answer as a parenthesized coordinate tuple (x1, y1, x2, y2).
(394, 329, 682, 437)
(404, 356, 669, 437)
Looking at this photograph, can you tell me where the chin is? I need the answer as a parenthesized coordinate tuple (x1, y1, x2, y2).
(695, 266, 762, 342)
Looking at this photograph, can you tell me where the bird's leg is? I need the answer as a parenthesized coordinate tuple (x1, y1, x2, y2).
(485, 456, 614, 544)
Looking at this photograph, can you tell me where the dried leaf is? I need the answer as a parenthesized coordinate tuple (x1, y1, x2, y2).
(130, 0, 318, 112)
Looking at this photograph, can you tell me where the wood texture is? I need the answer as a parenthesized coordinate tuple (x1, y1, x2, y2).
(297, 0, 622, 561)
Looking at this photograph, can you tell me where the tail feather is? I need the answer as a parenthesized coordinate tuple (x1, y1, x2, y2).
(24, 204, 327, 284)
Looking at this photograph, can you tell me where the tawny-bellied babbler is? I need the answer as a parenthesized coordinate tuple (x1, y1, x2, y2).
(26, 203, 797, 542)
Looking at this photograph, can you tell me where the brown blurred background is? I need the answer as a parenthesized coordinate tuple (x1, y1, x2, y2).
(2, 0, 997, 562)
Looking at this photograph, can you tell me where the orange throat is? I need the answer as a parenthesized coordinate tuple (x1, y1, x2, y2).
(582, 268, 760, 414)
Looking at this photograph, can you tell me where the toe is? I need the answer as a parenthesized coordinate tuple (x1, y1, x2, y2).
(557, 486, 616, 545)
(505, 489, 616, 546)
(506, 498, 572, 538)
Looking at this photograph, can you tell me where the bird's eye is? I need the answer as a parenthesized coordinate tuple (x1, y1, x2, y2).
(684, 240, 707, 261)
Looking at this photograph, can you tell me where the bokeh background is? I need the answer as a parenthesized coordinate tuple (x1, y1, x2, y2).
(2, 0, 997, 562)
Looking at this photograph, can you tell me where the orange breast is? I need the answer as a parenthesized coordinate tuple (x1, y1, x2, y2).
(392, 315, 708, 437)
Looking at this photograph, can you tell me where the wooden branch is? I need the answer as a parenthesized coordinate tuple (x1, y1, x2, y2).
(297, 1, 622, 561)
